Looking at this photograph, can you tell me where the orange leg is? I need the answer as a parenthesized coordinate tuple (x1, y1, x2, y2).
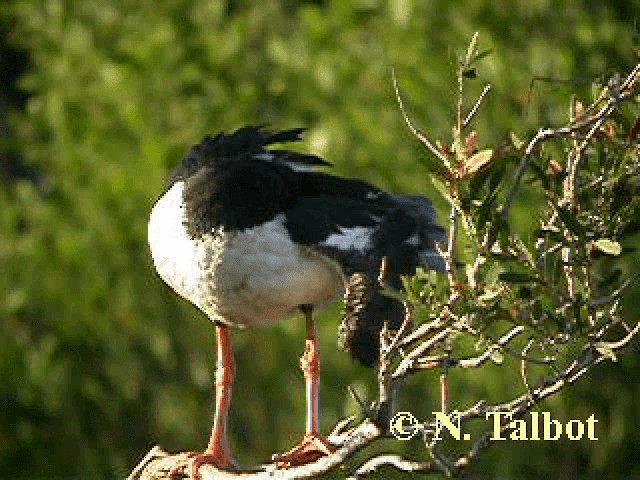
(190, 325, 236, 478)
(273, 307, 335, 468)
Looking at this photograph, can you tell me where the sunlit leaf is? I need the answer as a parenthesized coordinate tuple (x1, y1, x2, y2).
(595, 343, 618, 362)
(465, 149, 493, 174)
(594, 238, 621, 256)
(510, 132, 525, 150)
(490, 349, 504, 364)
(430, 175, 461, 210)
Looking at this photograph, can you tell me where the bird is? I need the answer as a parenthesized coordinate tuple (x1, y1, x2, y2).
(147, 125, 446, 477)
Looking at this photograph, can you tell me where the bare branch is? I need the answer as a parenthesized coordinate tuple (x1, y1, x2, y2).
(447, 206, 459, 291)
(435, 242, 457, 294)
(391, 68, 450, 166)
(131, 422, 382, 480)
(598, 320, 640, 351)
(351, 455, 433, 478)
(394, 327, 453, 378)
(520, 339, 534, 396)
(399, 318, 445, 347)
(457, 326, 525, 368)
(386, 302, 413, 357)
(463, 84, 492, 128)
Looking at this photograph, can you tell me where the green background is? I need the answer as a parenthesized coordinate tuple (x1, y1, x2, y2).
(0, 1, 638, 478)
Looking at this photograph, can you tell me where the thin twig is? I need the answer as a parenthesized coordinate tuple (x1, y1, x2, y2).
(521, 339, 534, 396)
(394, 327, 453, 378)
(457, 326, 525, 368)
(391, 68, 450, 166)
(399, 318, 445, 347)
(501, 63, 640, 220)
(597, 320, 640, 350)
(352, 455, 433, 478)
(463, 84, 492, 128)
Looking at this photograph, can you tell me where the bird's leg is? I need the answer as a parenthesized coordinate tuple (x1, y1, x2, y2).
(189, 325, 236, 478)
(302, 310, 322, 435)
(273, 306, 335, 468)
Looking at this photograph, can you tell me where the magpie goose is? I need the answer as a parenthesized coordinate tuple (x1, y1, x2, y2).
(147, 126, 445, 475)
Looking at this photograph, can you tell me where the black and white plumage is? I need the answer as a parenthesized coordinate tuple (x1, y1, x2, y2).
(148, 125, 446, 367)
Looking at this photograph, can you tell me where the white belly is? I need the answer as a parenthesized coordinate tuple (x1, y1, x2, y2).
(148, 182, 343, 327)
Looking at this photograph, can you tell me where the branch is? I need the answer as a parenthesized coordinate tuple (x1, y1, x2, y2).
(463, 84, 492, 128)
(457, 326, 525, 368)
(501, 63, 640, 219)
(129, 421, 381, 480)
(391, 68, 451, 167)
(351, 455, 433, 478)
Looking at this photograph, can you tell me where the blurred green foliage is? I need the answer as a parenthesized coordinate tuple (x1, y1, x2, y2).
(0, 1, 638, 478)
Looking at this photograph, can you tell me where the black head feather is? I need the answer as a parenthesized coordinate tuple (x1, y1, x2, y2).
(170, 125, 329, 183)
(170, 126, 332, 237)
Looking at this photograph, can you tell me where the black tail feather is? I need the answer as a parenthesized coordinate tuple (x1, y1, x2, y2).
(339, 272, 405, 367)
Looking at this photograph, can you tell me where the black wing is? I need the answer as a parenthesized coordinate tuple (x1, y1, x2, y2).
(176, 126, 331, 236)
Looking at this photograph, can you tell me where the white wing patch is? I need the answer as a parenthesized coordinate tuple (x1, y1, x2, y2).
(366, 191, 382, 200)
(322, 226, 374, 252)
(404, 233, 420, 246)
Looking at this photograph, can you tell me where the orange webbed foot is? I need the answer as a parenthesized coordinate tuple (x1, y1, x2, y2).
(272, 432, 336, 468)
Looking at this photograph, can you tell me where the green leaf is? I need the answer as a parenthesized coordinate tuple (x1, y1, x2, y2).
(462, 68, 477, 79)
(490, 349, 504, 365)
(471, 48, 493, 64)
(595, 343, 618, 362)
(430, 175, 461, 210)
(598, 268, 622, 289)
(487, 162, 506, 197)
(556, 206, 587, 237)
(499, 271, 539, 284)
(477, 287, 504, 304)
(594, 238, 622, 256)
(476, 192, 497, 230)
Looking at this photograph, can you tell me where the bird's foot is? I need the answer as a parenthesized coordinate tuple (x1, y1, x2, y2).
(190, 450, 237, 479)
(167, 449, 236, 479)
(272, 432, 336, 469)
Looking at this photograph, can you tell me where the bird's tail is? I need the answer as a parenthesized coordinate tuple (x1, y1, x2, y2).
(338, 195, 446, 367)
(338, 272, 405, 367)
